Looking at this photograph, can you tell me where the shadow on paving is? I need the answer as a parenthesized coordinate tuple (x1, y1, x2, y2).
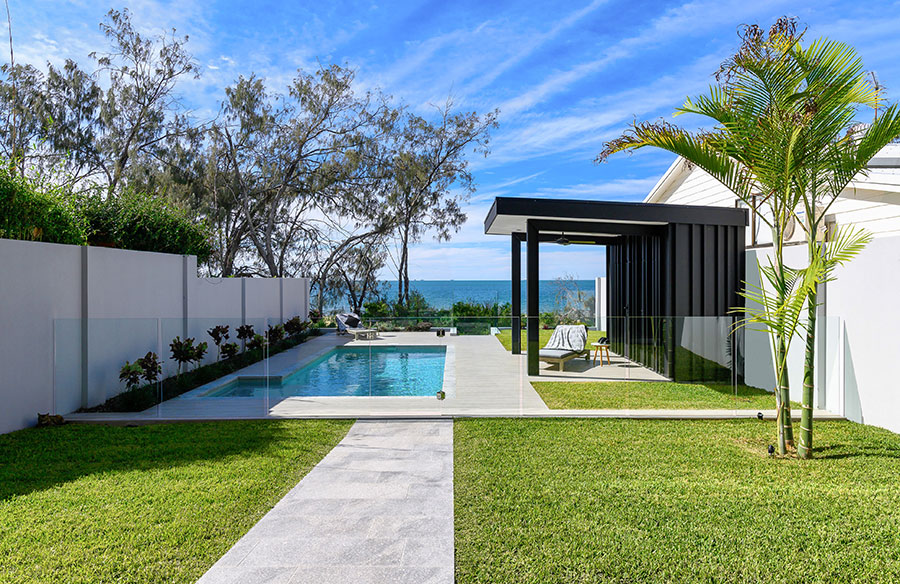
(0, 420, 302, 501)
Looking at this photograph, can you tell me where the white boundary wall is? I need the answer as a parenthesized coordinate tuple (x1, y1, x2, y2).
(0, 239, 310, 434)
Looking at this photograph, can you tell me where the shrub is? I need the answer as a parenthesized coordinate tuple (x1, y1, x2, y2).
(406, 321, 433, 332)
(247, 333, 267, 351)
(267, 324, 285, 344)
(137, 352, 161, 384)
(119, 361, 143, 391)
(77, 190, 213, 261)
(207, 325, 230, 360)
(169, 336, 196, 376)
(236, 324, 255, 350)
(193, 341, 208, 367)
(0, 166, 86, 245)
(284, 316, 308, 337)
(221, 342, 239, 360)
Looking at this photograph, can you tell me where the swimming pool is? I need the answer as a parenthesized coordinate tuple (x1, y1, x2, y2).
(203, 345, 448, 398)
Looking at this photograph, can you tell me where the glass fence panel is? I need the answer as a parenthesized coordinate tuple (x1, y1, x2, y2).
(51, 312, 846, 420)
(52, 318, 82, 416)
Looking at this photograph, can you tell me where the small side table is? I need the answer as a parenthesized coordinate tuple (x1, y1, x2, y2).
(591, 342, 610, 366)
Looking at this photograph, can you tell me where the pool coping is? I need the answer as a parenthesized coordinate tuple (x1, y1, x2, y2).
(177, 343, 457, 400)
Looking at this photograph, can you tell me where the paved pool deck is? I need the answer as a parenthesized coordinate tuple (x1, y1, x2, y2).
(196, 419, 453, 584)
(65, 331, 843, 422)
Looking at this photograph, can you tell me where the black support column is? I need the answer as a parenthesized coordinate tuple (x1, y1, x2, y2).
(511, 235, 522, 354)
(526, 220, 540, 376)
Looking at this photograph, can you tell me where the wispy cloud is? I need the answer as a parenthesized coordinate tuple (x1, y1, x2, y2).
(497, 0, 788, 117)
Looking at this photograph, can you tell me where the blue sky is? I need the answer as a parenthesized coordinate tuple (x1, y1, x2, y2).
(11, 0, 900, 280)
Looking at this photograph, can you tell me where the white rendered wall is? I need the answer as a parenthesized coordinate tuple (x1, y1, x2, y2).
(0, 239, 310, 434)
(594, 277, 607, 331)
(0, 239, 82, 434)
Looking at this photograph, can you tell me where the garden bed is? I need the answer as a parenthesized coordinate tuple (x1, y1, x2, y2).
(82, 328, 321, 413)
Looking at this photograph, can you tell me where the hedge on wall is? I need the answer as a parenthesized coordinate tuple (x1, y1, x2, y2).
(0, 166, 87, 245)
(77, 191, 214, 263)
(0, 162, 214, 262)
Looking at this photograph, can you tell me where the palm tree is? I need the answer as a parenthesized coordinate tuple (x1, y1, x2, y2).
(598, 18, 900, 455)
(598, 19, 805, 453)
(785, 40, 900, 457)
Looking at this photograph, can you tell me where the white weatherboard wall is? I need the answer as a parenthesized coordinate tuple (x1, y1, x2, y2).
(0, 238, 310, 434)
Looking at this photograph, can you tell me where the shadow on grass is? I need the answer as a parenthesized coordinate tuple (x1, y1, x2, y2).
(0, 420, 298, 501)
(813, 443, 900, 460)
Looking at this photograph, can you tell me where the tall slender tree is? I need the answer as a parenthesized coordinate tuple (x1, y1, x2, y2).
(598, 19, 900, 454)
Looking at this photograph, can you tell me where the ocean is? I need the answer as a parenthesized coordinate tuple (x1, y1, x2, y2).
(373, 279, 596, 312)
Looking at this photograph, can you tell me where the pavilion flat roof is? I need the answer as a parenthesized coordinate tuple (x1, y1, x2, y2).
(484, 197, 748, 238)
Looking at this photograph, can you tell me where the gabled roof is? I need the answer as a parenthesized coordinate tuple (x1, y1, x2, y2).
(645, 144, 900, 204)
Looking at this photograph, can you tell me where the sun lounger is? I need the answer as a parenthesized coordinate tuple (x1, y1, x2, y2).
(336, 313, 377, 340)
(538, 325, 589, 371)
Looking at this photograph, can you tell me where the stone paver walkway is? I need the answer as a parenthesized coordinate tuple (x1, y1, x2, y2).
(196, 419, 453, 584)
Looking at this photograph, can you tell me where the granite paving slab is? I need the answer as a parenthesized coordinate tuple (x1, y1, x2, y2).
(196, 419, 454, 584)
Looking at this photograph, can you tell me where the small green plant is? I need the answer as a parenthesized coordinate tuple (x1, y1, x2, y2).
(137, 352, 161, 384)
(221, 342, 239, 360)
(267, 324, 285, 344)
(119, 361, 143, 391)
(247, 333, 267, 351)
(169, 336, 196, 377)
(236, 324, 255, 351)
(207, 325, 230, 360)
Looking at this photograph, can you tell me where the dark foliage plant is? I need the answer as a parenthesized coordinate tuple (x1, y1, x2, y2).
(247, 333, 267, 351)
(220, 342, 239, 360)
(118, 361, 143, 390)
(283, 316, 308, 337)
(137, 351, 161, 384)
(193, 341, 208, 367)
(169, 336, 196, 376)
(267, 324, 285, 344)
(208, 325, 229, 360)
(236, 324, 254, 350)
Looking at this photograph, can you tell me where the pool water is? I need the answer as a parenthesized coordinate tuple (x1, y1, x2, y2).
(205, 345, 447, 398)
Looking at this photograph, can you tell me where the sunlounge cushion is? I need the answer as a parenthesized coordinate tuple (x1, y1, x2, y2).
(539, 349, 576, 359)
(344, 315, 360, 328)
(544, 325, 588, 352)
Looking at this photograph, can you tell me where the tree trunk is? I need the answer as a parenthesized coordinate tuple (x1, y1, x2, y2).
(398, 225, 409, 307)
(775, 337, 790, 454)
(798, 276, 818, 459)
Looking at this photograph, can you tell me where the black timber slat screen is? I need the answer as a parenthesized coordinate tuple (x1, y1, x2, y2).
(607, 223, 745, 382)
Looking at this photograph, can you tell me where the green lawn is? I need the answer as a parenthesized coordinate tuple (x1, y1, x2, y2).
(455, 418, 900, 583)
(533, 380, 779, 409)
(0, 420, 353, 583)
(495, 329, 606, 352)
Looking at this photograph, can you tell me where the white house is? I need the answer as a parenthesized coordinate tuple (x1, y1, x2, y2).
(644, 144, 900, 434)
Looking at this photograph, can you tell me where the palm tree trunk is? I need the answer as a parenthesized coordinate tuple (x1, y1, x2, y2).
(774, 337, 788, 454)
(798, 280, 817, 459)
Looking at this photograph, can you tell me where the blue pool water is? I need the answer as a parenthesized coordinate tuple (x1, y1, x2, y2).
(205, 345, 447, 398)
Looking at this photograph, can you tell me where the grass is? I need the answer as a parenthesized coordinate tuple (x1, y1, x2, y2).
(532, 380, 780, 410)
(0, 420, 353, 583)
(455, 418, 900, 583)
(495, 328, 606, 352)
